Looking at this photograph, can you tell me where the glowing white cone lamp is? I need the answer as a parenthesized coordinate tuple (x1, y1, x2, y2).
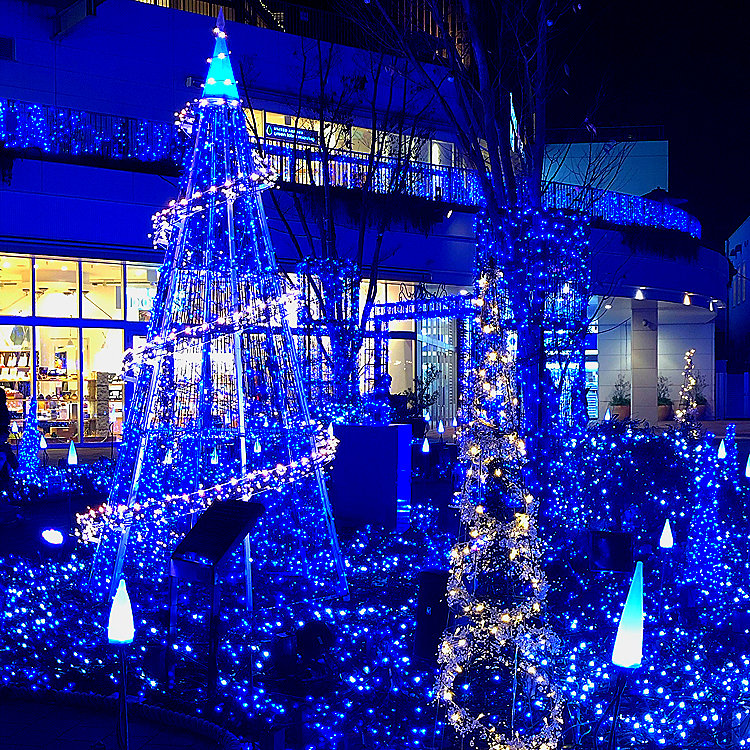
(659, 519, 674, 549)
(421, 437, 430, 454)
(108, 579, 135, 645)
(67, 442, 78, 466)
(604, 408, 612, 421)
(612, 561, 644, 669)
(718, 439, 726, 460)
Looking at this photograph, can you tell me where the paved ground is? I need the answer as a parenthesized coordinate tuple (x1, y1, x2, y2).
(0, 696, 226, 750)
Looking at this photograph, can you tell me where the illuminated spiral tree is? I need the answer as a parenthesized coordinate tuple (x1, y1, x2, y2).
(87, 13, 347, 610)
(436, 208, 576, 750)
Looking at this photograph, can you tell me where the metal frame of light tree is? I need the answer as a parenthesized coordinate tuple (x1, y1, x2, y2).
(92, 15, 347, 608)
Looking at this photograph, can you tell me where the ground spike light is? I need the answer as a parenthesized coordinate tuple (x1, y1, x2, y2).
(718, 439, 726, 460)
(604, 408, 611, 421)
(745, 454, 750, 479)
(67, 442, 78, 466)
(108, 578, 134, 750)
(659, 519, 674, 549)
(612, 561, 644, 669)
(421, 437, 430, 454)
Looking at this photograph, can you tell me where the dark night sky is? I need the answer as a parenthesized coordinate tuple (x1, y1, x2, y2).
(549, 0, 750, 249)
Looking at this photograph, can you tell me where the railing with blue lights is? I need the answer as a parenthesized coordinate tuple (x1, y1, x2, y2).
(543, 182, 701, 240)
(0, 97, 701, 238)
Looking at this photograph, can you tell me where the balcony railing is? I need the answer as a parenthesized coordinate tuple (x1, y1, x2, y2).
(259, 138, 482, 206)
(0, 97, 701, 239)
(544, 182, 702, 240)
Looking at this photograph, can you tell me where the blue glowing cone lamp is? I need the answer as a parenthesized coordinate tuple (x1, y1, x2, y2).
(612, 561, 644, 669)
(421, 437, 430, 454)
(203, 9, 239, 100)
(437, 420, 445, 435)
(67, 442, 78, 466)
(659, 519, 674, 549)
(745, 454, 750, 479)
(604, 408, 612, 421)
(108, 579, 135, 645)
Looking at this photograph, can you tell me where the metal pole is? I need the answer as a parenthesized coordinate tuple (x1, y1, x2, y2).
(116, 645, 129, 750)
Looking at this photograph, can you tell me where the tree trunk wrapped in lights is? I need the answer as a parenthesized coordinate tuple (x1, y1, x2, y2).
(86, 14, 347, 610)
(297, 257, 362, 420)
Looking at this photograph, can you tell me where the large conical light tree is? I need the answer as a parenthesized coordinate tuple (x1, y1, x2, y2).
(86, 13, 347, 611)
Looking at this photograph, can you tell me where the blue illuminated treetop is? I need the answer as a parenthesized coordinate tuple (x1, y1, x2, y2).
(203, 10, 239, 100)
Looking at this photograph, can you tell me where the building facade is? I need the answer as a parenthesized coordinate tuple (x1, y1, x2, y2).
(0, 0, 727, 448)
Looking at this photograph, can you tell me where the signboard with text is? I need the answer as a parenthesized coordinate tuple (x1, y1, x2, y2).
(265, 123, 317, 145)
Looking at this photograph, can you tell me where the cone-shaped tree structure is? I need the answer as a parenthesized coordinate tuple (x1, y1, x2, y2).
(89, 19, 347, 609)
(17, 398, 41, 477)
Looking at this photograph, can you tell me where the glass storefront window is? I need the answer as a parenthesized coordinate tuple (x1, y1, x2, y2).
(83, 329, 125, 441)
(35, 259, 79, 318)
(351, 127, 372, 154)
(126, 263, 159, 322)
(36, 326, 79, 443)
(0, 255, 32, 316)
(431, 140, 453, 167)
(0, 324, 33, 431)
(82, 262, 124, 320)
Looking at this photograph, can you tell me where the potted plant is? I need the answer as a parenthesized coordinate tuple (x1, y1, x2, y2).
(609, 374, 631, 420)
(395, 365, 440, 438)
(657, 376, 673, 421)
(694, 369, 709, 419)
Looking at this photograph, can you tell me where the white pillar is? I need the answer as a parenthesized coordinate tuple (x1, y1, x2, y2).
(631, 300, 658, 423)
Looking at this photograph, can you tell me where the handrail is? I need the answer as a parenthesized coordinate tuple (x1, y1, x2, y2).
(0, 97, 701, 238)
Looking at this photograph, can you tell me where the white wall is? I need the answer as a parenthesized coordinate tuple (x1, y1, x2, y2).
(597, 297, 631, 418)
(545, 141, 669, 197)
(658, 314, 715, 416)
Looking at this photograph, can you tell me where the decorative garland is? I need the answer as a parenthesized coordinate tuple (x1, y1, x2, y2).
(77, 427, 337, 544)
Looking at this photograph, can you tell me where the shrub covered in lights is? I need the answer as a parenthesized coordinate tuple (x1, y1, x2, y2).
(0, 504, 455, 747)
(543, 418, 750, 749)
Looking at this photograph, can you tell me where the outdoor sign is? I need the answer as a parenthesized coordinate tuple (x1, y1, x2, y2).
(265, 123, 317, 145)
